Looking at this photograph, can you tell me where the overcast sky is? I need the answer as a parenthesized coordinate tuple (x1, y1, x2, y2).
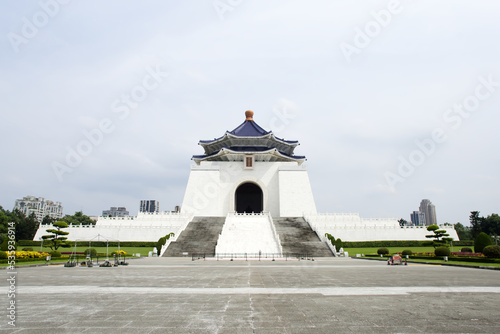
(1, 0, 499, 225)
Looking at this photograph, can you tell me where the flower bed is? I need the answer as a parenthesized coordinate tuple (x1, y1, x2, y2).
(12, 251, 50, 259)
(451, 252, 482, 256)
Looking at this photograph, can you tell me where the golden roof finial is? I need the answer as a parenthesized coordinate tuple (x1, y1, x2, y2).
(245, 110, 254, 121)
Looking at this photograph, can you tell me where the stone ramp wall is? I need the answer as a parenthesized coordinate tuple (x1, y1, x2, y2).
(305, 214, 459, 241)
(162, 217, 225, 257)
(273, 217, 333, 257)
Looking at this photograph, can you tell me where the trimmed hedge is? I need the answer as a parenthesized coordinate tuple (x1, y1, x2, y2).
(402, 250, 413, 256)
(474, 233, 492, 253)
(435, 247, 451, 257)
(377, 248, 389, 255)
(49, 250, 61, 258)
(364, 254, 500, 264)
(342, 240, 473, 248)
(18, 240, 156, 247)
(482, 245, 500, 258)
(84, 248, 97, 257)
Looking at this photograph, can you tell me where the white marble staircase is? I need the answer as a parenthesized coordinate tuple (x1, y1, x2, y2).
(215, 212, 282, 255)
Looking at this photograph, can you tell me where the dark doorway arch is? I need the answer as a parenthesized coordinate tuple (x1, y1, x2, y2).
(235, 183, 263, 213)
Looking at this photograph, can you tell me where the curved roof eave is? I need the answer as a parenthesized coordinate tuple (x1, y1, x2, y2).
(199, 132, 299, 147)
(192, 147, 306, 165)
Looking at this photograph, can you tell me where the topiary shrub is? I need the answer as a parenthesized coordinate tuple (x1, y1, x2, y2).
(460, 247, 473, 253)
(22, 247, 34, 252)
(156, 233, 175, 254)
(84, 248, 97, 257)
(0, 238, 17, 251)
(50, 250, 61, 258)
(334, 238, 343, 251)
(402, 250, 412, 256)
(156, 236, 167, 254)
(435, 247, 451, 257)
(482, 245, 500, 258)
(377, 248, 389, 255)
(0, 251, 7, 259)
(474, 232, 492, 253)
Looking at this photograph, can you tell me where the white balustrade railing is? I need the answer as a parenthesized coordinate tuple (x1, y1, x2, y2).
(158, 214, 194, 257)
(266, 214, 283, 255)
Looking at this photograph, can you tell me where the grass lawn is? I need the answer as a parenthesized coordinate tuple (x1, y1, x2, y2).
(344, 246, 464, 255)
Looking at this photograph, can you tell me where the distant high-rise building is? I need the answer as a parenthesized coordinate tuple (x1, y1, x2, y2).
(102, 207, 129, 217)
(140, 200, 159, 213)
(13, 195, 63, 222)
(410, 211, 426, 226)
(419, 199, 437, 226)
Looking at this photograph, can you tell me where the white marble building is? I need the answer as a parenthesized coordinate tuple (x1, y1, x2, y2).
(34, 111, 458, 246)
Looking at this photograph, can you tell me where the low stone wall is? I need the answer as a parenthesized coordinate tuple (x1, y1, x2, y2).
(33, 212, 192, 242)
(305, 214, 459, 241)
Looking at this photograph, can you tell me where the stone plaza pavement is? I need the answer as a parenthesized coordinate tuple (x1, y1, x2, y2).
(1, 257, 500, 334)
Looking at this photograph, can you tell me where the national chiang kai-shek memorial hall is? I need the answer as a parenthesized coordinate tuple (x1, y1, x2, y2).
(34, 111, 458, 256)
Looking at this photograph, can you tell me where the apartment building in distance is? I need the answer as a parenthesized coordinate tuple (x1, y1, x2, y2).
(13, 195, 63, 222)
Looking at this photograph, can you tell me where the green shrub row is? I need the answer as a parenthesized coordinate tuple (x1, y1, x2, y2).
(342, 240, 473, 248)
(364, 254, 500, 263)
(17, 240, 156, 247)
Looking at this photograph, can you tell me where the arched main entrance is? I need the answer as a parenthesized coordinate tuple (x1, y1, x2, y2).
(235, 182, 263, 213)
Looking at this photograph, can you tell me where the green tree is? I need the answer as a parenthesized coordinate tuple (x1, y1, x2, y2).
(474, 232, 492, 253)
(62, 211, 95, 226)
(425, 225, 453, 248)
(41, 215, 56, 225)
(398, 218, 408, 226)
(454, 222, 472, 240)
(0, 207, 9, 245)
(469, 211, 484, 239)
(42, 221, 70, 250)
(1, 209, 40, 241)
(15, 212, 39, 241)
(483, 214, 500, 236)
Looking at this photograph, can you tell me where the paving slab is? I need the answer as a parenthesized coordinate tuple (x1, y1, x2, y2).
(1, 258, 500, 333)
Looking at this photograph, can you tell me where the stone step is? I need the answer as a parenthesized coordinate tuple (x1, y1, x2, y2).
(273, 217, 333, 257)
(163, 217, 225, 257)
